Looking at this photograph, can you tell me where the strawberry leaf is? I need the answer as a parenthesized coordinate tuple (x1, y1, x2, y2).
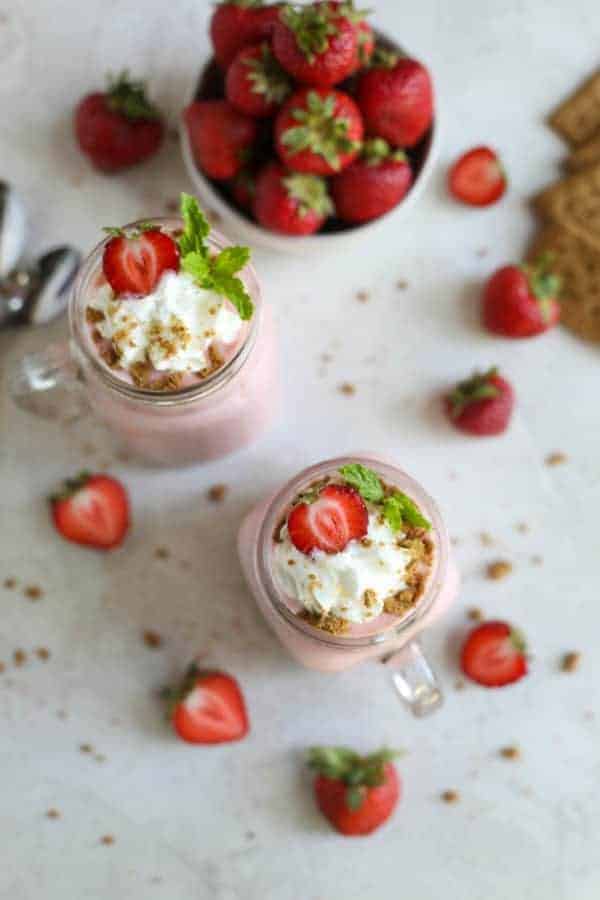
(281, 4, 338, 63)
(211, 272, 254, 321)
(345, 785, 365, 811)
(106, 70, 161, 120)
(339, 463, 384, 503)
(246, 45, 291, 104)
(283, 174, 333, 218)
(448, 367, 500, 418)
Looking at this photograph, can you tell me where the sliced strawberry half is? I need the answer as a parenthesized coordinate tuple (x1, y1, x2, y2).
(448, 146, 506, 207)
(102, 227, 180, 296)
(170, 667, 249, 744)
(287, 483, 368, 555)
(50, 472, 130, 550)
(460, 620, 528, 687)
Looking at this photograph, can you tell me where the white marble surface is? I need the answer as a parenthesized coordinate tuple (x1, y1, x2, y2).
(1, 0, 599, 897)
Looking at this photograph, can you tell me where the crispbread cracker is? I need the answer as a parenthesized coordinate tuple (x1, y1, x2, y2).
(534, 161, 600, 250)
(549, 70, 600, 146)
(566, 132, 600, 172)
(529, 224, 600, 343)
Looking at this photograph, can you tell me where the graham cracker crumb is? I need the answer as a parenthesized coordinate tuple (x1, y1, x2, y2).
(486, 560, 513, 580)
(561, 651, 581, 672)
(100, 344, 119, 367)
(143, 629, 163, 649)
(3, 577, 16, 589)
(384, 589, 417, 616)
(208, 484, 228, 503)
(35, 647, 50, 661)
(479, 531, 494, 547)
(86, 306, 105, 324)
(467, 607, 483, 621)
(339, 382, 356, 395)
(13, 649, 26, 667)
(396, 279, 408, 290)
(154, 546, 170, 559)
(79, 743, 93, 754)
(441, 790, 460, 804)
(363, 589, 377, 609)
(356, 289, 370, 302)
(24, 585, 43, 601)
(100, 835, 115, 846)
(500, 745, 521, 760)
(545, 451, 568, 466)
(361, 537, 373, 548)
(46, 808, 61, 820)
(299, 610, 349, 635)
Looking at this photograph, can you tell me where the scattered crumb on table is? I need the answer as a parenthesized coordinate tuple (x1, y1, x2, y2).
(24, 585, 43, 601)
(13, 649, 26, 667)
(100, 834, 115, 846)
(515, 522, 529, 533)
(441, 790, 460, 804)
(356, 290, 370, 302)
(143, 629, 163, 649)
(338, 382, 356, 396)
(545, 451, 568, 466)
(396, 279, 408, 290)
(467, 607, 483, 621)
(208, 484, 228, 503)
(154, 546, 170, 559)
(454, 678, 465, 691)
(35, 647, 50, 661)
(79, 743, 93, 754)
(479, 531, 494, 547)
(486, 560, 513, 580)
(530, 554, 543, 566)
(500, 745, 521, 760)
(46, 808, 60, 820)
(561, 651, 581, 673)
(3, 577, 16, 589)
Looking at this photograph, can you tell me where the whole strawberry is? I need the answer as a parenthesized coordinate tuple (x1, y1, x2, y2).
(356, 53, 434, 148)
(272, 2, 358, 87)
(226, 42, 291, 118)
(482, 256, 561, 338)
(331, 138, 412, 223)
(461, 621, 528, 687)
(275, 87, 363, 175)
(253, 161, 333, 235)
(166, 664, 249, 744)
(50, 472, 130, 550)
(308, 746, 400, 836)
(184, 100, 258, 180)
(210, 0, 282, 69)
(445, 368, 514, 436)
(74, 71, 164, 173)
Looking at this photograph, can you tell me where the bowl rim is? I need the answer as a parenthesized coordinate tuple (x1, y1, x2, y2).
(180, 49, 440, 251)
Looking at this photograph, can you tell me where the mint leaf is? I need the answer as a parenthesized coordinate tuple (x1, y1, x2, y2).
(179, 193, 210, 258)
(339, 464, 384, 503)
(212, 246, 250, 278)
(395, 492, 431, 530)
(383, 492, 431, 532)
(181, 250, 211, 284)
(382, 494, 404, 532)
(212, 273, 254, 321)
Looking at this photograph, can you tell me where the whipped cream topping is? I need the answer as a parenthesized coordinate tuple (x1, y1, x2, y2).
(89, 271, 242, 373)
(273, 511, 415, 625)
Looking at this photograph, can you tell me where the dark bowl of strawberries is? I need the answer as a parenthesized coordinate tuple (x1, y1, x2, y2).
(180, 1, 438, 252)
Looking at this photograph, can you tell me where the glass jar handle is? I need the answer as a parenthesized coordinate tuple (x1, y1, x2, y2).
(10, 340, 88, 422)
(382, 640, 443, 717)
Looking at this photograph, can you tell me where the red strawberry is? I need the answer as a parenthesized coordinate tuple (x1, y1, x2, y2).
(308, 747, 400, 836)
(74, 71, 164, 173)
(275, 87, 363, 175)
(225, 42, 291, 118)
(184, 100, 258, 180)
(210, 1, 282, 69)
(356, 54, 434, 148)
(287, 483, 368, 555)
(50, 473, 130, 550)
(331, 138, 413, 223)
(230, 169, 257, 211)
(168, 666, 249, 744)
(102, 227, 180, 296)
(272, 2, 358, 87)
(253, 161, 333, 234)
(482, 257, 561, 338)
(445, 368, 514, 437)
(448, 146, 507, 207)
(341, 0, 375, 71)
(461, 621, 528, 688)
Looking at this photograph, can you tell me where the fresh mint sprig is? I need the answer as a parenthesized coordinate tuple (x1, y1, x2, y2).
(338, 463, 431, 532)
(178, 193, 254, 321)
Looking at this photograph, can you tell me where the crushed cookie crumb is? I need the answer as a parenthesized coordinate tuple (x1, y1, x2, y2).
(79, 743, 93, 754)
(486, 560, 512, 580)
(86, 306, 105, 324)
(339, 382, 356, 396)
(467, 607, 483, 621)
(561, 651, 581, 673)
(3, 577, 16, 589)
(441, 790, 460, 804)
(154, 546, 170, 559)
(100, 835, 115, 846)
(35, 647, 50, 661)
(13, 649, 26, 667)
(299, 610, 349, 635)
(208, 484, 228, 503)
(363, 589, 377, 609)
(361, 537, 373, 548)
(500, 745, 521, 760)
(545, 451, 567, 467)
(24, 585, 43, 601)
(356, 289, 370, 302)
(100, 344, 119, 367)
(143, 630, 163, 649)
(396, 279, 408, 290)
(479, 531, 494, 547)
(287, 559, 296, 566)
(46, 808, 61, 820)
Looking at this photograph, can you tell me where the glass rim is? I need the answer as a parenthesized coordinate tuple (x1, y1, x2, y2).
(255, 455, 450, 650)
(68, 216, 262, 406)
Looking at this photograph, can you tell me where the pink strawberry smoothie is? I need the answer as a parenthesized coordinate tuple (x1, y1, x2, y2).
(238, 456, 459, 672)
(69, 209, 279, 466)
